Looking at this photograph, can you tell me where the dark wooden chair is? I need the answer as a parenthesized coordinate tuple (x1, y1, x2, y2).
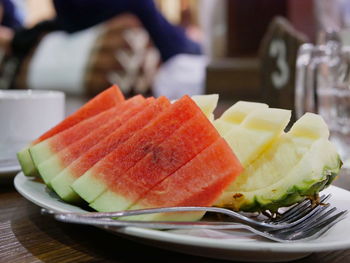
(259, 16, 308, 114)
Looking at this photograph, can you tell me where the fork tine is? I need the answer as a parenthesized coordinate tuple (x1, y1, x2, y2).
(287, 210, 348, 241)
(258, 202, 332, 230)
(277, 198, 331, 224)
(272, 194, 330, 223)
(300, 210, 348, 240)
(285, 194, 329, 218)
(272, 199, 312, 221)
(275, 202, 330, 228)
(277, 206, 338, 234)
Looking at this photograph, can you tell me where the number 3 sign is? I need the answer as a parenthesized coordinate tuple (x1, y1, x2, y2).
(260, 17, 308, 113)
(269, 39, 289, 89)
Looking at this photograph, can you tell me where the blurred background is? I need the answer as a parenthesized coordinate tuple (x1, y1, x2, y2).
(2, 0, 350, 173)
(0, 0, 346, 109)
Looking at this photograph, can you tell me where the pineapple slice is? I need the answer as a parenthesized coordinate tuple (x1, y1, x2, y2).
(214, 101, 268, 136)
(216, 113, 342, 212)
(191, 94, 219, 122)
(173, 94, 219, 121)
(223, 108, 291, 167)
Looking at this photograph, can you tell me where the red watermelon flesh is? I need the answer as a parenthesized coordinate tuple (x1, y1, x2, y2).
(51, 96, 170, 202)
(18, 85, 124, 177)
(72, 95, 200, 203)
(34, 85, 124, 144)
(59, 96, 169, 178)
(48, 95, 145, 153)
(128, 138, 243, 221)
(37, 96, 153, 187)
(30, 95, 145, 168)
(106, 111, 220, 204)
(49, 97, 153, 169)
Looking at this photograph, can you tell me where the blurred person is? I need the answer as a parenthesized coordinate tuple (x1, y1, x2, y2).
(0, 0, 22, 58)
(0, 0, 25, 89)
(0, 0, 22, 31)
(52, 0, 202, 62)
(52, 0, 205, 99)
(0, 0, 206, 99)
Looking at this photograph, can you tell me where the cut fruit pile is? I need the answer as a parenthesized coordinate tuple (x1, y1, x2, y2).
(17, 85, 342, 221)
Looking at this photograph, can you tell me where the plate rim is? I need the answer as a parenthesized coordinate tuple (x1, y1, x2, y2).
(13, 171, 350, 254)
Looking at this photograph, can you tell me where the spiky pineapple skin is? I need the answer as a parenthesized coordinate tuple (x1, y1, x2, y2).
(217, 157, 341, 213)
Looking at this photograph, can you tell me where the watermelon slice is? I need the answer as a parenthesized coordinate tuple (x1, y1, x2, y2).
(17, 85, 125, 177)
(50, 96, 171, 202)
(127, 138, 242, 221)
(37, 96, 152, 186)
(89, 110, 221, 212)
(30, 95, 145, 184)
(72, 96, 202, 204)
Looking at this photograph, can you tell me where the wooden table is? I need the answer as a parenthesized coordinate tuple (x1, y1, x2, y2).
(2, 97, 350, 262)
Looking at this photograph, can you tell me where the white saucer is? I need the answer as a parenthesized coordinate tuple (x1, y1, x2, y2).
(0, 158, 21, 175)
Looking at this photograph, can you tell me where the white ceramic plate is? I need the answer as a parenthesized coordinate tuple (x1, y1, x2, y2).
(14, 172, 350, 262)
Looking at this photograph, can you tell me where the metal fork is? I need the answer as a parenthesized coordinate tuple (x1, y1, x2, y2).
(43, 194, 333, 231)
(42, 203, 347, 242)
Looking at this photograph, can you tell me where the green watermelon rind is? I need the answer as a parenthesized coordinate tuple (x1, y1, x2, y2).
(17, 147, 40, 177)
(28, 141, 57, 185)
(51, 170, 82, 203)
(36, 155, 66, 187)
(71, 170, 108, 203)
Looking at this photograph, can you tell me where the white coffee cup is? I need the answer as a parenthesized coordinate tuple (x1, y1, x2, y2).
(0, 90, 65, 162)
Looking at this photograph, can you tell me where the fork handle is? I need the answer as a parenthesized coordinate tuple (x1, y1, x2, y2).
(46, 206, 221, 218)
(41, 206, 274, 229)
(53, 212, 286, 241)
(54, 212, 254, 231)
